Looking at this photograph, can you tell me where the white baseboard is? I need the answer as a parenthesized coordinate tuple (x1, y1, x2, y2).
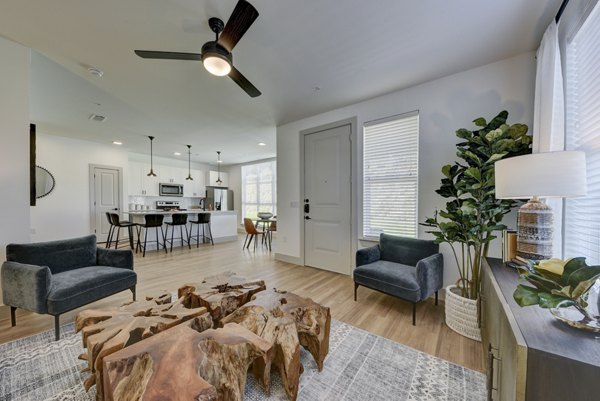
(274, 253, 302, 265)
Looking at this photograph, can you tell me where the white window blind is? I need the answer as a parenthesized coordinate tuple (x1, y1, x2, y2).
(242, 160, 276, 220)
(363, 112, 419, 239)
(564, 2, 600, 264)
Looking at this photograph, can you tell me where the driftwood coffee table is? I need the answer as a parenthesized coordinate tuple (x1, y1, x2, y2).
(77, 273, 331, 401)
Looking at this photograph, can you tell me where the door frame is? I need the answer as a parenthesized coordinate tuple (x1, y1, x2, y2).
(89, 164, 124, 236)
(299, 117, 358, 274)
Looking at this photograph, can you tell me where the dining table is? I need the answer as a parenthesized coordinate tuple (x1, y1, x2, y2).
(253, 218, 276, 250)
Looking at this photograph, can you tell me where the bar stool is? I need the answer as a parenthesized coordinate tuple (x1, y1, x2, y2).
(108, 213, 136, 250)
(136, 214, 167, 257)
(189, 213, 214, 247)
(165, 214, 191, 252)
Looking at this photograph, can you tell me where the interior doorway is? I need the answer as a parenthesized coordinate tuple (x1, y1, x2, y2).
(89, 165, 123, 243)
(303, 122, 352, 274)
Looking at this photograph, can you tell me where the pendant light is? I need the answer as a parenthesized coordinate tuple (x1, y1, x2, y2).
(147, 136, 157, 177)
(185, 145, 193, 181)
(216, 151, 223, 185)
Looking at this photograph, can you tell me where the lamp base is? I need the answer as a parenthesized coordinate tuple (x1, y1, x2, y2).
(517, 198, 553, 260)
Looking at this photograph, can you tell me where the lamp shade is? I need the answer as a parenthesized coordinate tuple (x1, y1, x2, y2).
(495, 151, 587, 199)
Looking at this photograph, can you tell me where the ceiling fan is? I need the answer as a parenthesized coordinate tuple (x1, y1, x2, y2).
(134, 0, 261, 98)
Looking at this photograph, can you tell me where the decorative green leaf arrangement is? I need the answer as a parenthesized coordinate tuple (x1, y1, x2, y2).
(514, 258, 600, 321)
(423, 111, 532, 300)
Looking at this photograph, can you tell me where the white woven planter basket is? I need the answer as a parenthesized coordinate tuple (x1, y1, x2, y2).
(445, 285, 481, 341)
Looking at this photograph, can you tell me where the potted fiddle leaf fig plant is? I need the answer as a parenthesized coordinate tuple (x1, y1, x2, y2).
(423, 110, 531, 340)
(514, 258, 600, 331)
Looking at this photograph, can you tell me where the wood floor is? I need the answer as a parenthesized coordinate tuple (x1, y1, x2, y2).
(0, 236, 484, 372)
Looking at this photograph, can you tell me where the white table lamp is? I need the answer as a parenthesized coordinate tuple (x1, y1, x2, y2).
(495, 151, 587, 260)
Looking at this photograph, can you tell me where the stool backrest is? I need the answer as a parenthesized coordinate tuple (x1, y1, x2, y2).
(109, 213, 120, 226)
(144, 214, 164, 227)
(170, 213, 188, 225)
(244, 218, 259, 234)
(105, 212, 113, 226)
(196, 213, 211, 224)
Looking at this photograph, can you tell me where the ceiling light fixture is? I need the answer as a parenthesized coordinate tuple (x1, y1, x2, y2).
(258, 142, 266, 146)
(87, 67, 104, 77)
(186, 145, 193, 181)
(216, 151, 223, 185)
(147, 136, 157, 177)
(112, 141, 123, 146)
(201, 42, 232, 76)
(173, 152, 181, 156)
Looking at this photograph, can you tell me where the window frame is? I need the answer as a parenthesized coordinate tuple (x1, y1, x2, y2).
(241, 159, 277, 222)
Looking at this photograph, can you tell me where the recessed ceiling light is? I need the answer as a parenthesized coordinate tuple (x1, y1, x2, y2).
(258, 142, 266, 146)
(173, 152, 181, 156)
(87, 67, 104, 78)
(112, 141, 123, 145)
(217, 160, 223, 163)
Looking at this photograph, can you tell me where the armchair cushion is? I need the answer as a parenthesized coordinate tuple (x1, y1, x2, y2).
(97, 247, 134, 270)
(47, 266, 137, 315)
(6, 235, 97, 274)
(379, 234, 439, 267)
(353, 260, 421, 302)
(1, 261, 52, 314)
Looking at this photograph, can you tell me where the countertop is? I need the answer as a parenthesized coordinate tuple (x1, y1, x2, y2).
(126, 210, 237, 215)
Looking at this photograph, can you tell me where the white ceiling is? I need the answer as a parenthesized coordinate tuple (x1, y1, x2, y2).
(0, 0, 560, 164)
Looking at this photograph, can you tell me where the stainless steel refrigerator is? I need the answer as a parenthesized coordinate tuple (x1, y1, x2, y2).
(205, 187, 234, 211)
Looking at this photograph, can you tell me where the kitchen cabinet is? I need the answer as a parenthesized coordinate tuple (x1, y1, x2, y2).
(481, 258, 600, 401)
(129, 161, 160, 196)
(208, 170, 228, 187)
(159, 166, 187, 184)
(184, 169, 206, 198)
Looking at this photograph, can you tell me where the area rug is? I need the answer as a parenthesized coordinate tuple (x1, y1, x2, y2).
(0, 320, 486, 401)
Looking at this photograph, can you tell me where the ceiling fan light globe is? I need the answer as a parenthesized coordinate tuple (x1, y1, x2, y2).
(203, 55, 231, 76)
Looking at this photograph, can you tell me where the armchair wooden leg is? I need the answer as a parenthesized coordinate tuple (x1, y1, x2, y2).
(435, 291, 439, 306)
(10, 306, 16, 327)
(354, 283, 359, 301)
(412, 302, 416, 326)
(131, 286, 136, 301)
(54, 315, 60, 341)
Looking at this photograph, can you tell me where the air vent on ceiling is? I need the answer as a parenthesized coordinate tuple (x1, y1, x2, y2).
(89, 113, 106, 122)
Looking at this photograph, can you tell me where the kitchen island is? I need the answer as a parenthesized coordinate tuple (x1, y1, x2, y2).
(126, 210, 238, 246)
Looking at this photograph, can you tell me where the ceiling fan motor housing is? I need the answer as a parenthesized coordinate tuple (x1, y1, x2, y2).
(201, 41, 232, 64)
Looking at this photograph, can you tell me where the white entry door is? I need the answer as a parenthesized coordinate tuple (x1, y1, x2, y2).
(304, 124, 352, 274)
(92, 166, 121, 242)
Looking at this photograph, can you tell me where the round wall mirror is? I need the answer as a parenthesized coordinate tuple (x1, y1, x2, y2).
(36, 166, 55, 199)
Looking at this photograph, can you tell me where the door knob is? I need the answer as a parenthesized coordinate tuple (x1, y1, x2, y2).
(305, 216, 311, 220)
(112, 208, 119, 211)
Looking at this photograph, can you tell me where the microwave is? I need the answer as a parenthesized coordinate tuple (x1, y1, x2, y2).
(159, 183, 184, 197)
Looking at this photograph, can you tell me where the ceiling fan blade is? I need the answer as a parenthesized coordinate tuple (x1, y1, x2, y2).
(228, 66, 261, 97)
(217, 0, 259, 53)
(134, 50, 202, 61)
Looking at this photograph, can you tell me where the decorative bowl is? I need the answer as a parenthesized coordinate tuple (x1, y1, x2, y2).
(257, 212, 273, 220)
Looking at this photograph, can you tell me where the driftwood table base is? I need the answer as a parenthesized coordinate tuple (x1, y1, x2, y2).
(75, 292, 213, 401)
(102, 323, 273, 401)
(221, 289, 331, 401)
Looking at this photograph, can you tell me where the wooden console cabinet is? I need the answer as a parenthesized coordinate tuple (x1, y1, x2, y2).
(481, 258, 600, 401)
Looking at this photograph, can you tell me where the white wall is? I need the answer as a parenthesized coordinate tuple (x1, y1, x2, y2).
(226, 164, 243, 227)
(276, 52, 535, 287)
(30, 133, 129, 242)
(0, 37, 31, 305)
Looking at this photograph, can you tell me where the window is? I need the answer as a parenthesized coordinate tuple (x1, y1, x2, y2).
(363, 112, 419, 239)
(242, 160, 276, 220)
(564, 2, 600, 263)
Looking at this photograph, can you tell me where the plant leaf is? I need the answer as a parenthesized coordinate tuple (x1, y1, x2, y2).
(473, 117, 487, 127)
(561, 257, 588, 285)
(513, 284, 541, 306)
(538, 292, 576, 309)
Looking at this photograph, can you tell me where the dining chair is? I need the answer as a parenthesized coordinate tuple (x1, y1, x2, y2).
(243, 218, 265, 250)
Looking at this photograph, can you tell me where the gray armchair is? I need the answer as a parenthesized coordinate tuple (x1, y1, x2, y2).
(354, 233, 443, 325)
(1, 235, 136, 340)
